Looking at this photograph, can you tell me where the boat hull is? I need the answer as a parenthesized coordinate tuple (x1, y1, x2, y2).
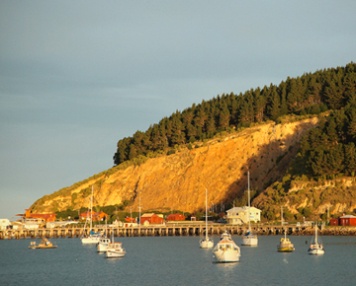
(200, 238, 214, 249)
(277, 246, 295, 252)
(213, 249, 240, 263)
(241, 236, 258, 246)
(81, 235, 101, 244)
(106, 250, 126, 258)
(308, 248, 325, 255)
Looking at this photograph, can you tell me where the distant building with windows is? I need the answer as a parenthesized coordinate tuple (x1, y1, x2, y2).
(226, 206, 261, 225)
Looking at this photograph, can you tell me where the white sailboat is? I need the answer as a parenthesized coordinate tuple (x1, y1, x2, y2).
(277, 206, 295, 252)
(308, 224, 324, 255)
(241, 171, 258, 246)
(200, 189, 214, 249)
(81, 186, 101, 245)
(213, 231, 241, 263)
(106, 227, 126, 258)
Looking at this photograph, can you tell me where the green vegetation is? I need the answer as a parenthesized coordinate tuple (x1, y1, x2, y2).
(113, 62, 356, 166)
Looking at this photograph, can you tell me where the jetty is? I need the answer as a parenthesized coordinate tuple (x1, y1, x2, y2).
(0, 223, 335, 240)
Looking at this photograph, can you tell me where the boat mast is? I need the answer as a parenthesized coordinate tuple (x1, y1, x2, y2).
(248, 171, 251, 232)
(281, 206, 286, 239)
(205, 189, 208, 240)
(90, 185, 93, 232)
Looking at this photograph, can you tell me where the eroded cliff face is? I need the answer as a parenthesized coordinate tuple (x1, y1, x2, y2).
(31, 118, 319, 214)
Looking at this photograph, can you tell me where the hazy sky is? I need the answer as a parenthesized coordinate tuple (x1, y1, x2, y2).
(1, 1, 355, 220)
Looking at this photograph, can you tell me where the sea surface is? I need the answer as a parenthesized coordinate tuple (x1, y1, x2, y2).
(0, 234, 355, 286)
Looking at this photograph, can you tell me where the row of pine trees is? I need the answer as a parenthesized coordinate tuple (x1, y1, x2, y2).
(113, 62, 356, 172)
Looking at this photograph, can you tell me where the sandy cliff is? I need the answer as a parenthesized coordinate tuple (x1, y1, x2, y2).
(32, 118, 319, 214)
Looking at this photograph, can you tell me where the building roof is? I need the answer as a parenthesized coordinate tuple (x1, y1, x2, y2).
(340, 215, 356, 218)
(226, 206, 261, 213)
(141, 213, 156, 217)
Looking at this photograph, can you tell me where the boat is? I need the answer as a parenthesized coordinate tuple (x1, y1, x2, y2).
(213, 231, 241, 263)
(106, 228, 126, 258)
(81, 186, 101, 245)
(29, 238, 57, 249)
(241, 171, 258, 246)
(200, 189, 214, 249)
(97, 217, 111, 252)
(277, 206, 295, 252)
(308, 224, 325, 255)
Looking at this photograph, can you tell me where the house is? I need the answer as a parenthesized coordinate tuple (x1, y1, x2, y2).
(226, 206, 261, 225)
(330, 218, 339, 226)
(339, 215, 356, 226)
(166, 213, 185, 221)
(140, 213, 164, 225)
(79, 211, 108, 222)
(0, 219, 11, 230)
(15, 209, 57, 223)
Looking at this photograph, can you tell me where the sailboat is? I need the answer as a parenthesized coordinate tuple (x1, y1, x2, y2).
(241, 171, 258, 246)
(277, 206, 295, 252)
(308, 223, 324, 255)
(81, 186, 101, 245)
(199, 189, 214, 249)
(97, 216, 111, 252)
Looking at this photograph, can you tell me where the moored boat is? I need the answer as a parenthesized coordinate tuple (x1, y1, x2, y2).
(81, 186, 101, 245)
(277, 206, 295, 252)
(213, 231, 240, 263)
(308, 224, 324, 255)
(200, 189, 214, 249)
(29, 238, 57, 249)
(241, 171, 258, 247)
(106, 242, 126, 258)
(106, 228, 125, 258)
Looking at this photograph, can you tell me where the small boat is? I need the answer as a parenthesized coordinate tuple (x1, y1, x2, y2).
(213, 231, 241, 263)
(241, 171, 258, 247)
(106, 229, 125, 258)
(277, 206, 295, 252)
(200, 189, 214, 249)
(81, 186, 101, 245)
(97, 218, 111, 252)
(308, 224, 324, 255)
(29, 238, 57, 249)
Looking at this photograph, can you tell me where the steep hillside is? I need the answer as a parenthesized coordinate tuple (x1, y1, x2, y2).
(31, 117, 319, 214)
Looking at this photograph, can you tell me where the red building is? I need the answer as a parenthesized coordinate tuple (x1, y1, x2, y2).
(140, 213, 164, 224)
(80, 211, 108, 222)
(125, 217, 136, 223)
(166, 213, 185, 221)
(16, 209, 57, 223)
(339, 215, 356, 226)
(330, 218, 339, 226)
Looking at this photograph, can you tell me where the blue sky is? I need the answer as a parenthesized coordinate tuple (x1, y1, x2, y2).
(0, 1, 355, 220)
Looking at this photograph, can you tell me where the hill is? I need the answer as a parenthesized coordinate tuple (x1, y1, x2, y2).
(30, 62, 356, 221)
(31, 116, 319, 216)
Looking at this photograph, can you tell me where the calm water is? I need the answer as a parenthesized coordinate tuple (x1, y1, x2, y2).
(0, 235, 355, 286)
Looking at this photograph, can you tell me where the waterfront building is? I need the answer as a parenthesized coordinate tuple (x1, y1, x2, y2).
(226, 206, 261, 225)
(166, 213, 185, 221)
(140, 213, 164, 225)
(340, 215, 356, 226)
(15, 209, 57, 223)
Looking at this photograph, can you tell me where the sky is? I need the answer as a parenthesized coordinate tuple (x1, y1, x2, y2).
(0, 1, 355, 220)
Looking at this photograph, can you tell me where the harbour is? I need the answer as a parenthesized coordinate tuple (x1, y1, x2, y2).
(1, 235, 356, 286)
(2, 223, 356, 240)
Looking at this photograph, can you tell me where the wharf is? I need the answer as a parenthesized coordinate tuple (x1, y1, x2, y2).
(0, 223, 313, 240)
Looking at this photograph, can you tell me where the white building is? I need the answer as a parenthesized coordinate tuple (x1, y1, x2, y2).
(0, 219, 11, 230)
(226, 206, 261, 225)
